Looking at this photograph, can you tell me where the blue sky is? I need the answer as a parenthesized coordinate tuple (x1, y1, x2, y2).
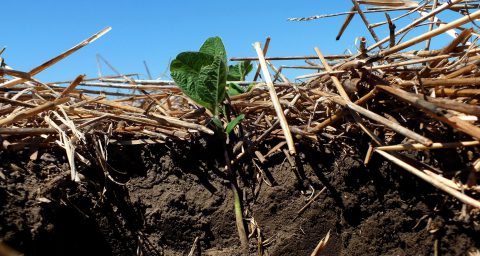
(1, 0, 461, 82)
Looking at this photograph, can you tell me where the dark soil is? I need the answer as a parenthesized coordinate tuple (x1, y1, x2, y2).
(1, 133, 479, 255)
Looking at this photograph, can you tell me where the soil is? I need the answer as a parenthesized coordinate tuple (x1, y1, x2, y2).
(1, 132, 479, 255)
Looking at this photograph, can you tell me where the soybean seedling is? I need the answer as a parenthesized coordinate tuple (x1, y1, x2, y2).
(170, 36, 251, 253)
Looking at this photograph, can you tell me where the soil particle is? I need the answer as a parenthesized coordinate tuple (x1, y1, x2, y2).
(1, 138, 479, 255)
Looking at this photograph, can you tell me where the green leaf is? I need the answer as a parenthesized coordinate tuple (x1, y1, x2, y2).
(246, 83, 256, 92)
(227, 83, 245, 96)
(170, 52, 227, 115)
(227, 61, 253, 81)
(199, 37, 227, 65)
(211, 116, 223, 131)
(226, 114, 245, 134)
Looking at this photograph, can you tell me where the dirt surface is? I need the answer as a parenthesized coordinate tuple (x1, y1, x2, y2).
(1, 133, 480, 255)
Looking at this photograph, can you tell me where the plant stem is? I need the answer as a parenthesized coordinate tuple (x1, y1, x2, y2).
(222, 143, 249, 254)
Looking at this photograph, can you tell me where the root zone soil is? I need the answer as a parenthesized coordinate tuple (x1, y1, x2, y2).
(1, 133, 479, 255)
